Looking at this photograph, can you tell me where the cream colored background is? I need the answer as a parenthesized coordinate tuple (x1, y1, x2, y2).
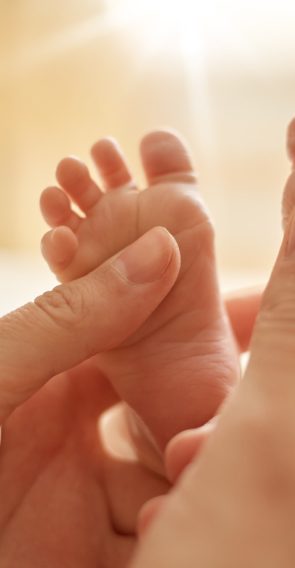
(1, 0, 295, 301)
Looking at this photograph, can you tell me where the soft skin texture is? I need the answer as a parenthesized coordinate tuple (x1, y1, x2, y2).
(132, 124, 295, 568)
(40, 130, 240, 453)
(0, 264, 261, 568)
(0, 229, 180, 568)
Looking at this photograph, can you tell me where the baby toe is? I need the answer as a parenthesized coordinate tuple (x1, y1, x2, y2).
(140, 130, 197, 186)
(91, 137, 136, 191)
(40, 186, 81, 231)
(41, 226, 78, 280)
(56, 157, 102, 213)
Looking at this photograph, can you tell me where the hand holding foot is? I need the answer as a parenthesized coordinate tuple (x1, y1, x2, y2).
(132, 120, 295, 567)
(40, 131, 240, 456)
(0, 230, 179, 567)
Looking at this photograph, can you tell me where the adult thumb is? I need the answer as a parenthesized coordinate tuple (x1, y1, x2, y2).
(0, 227, 180, 423)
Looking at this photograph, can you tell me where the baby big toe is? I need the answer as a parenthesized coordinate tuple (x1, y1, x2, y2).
(140, 130, 197, 186)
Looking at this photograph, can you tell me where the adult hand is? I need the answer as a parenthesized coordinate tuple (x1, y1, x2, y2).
(0, 228, 179, 568)
(132, 218, 295, 563)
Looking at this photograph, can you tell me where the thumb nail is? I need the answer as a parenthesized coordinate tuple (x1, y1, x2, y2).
(113, 227, 175, 284)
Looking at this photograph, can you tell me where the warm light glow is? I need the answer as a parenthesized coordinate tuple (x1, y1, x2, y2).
(5, 0, 295, 78)
(107, 0, 295, 67)
(108, 0, 231, 62)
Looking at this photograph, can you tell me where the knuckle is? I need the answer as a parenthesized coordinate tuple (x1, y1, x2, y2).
(34, 284, 87, 329)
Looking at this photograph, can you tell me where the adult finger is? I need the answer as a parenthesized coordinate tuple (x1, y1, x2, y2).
(0, 228, 180, 423)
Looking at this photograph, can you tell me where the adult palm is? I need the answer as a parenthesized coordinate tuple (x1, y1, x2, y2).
(0, 359, 167, 568)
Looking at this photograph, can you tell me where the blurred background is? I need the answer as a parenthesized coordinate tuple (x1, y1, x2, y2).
(1, 0, 295, 313)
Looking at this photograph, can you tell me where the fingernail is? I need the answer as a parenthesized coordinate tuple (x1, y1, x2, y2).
(113, 228, 173, 284)
(287, 214, 295, 256)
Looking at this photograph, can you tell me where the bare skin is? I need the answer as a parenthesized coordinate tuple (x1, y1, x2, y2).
(132, 213, 295, 568)
(0, 291, 259, 568)
(135, 119, 295, 552)
(0, 362, 171, 568)
(40, 131, 240, 453)
(0, 231, 179, 568)
(1, 124, 281, 567)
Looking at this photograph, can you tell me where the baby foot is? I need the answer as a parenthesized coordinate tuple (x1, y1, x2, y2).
(40, 131, 239, 449)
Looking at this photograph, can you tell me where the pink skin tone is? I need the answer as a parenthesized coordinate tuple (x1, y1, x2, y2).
(168, 117, 295, 478)
(0, 238, 262, 568)
(138, 118, 295, 536)
(0, 228, 182, 568)
(40, 131, 240, 469)
(2, 119, 290, 566)
(132, 202, 295, 568)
